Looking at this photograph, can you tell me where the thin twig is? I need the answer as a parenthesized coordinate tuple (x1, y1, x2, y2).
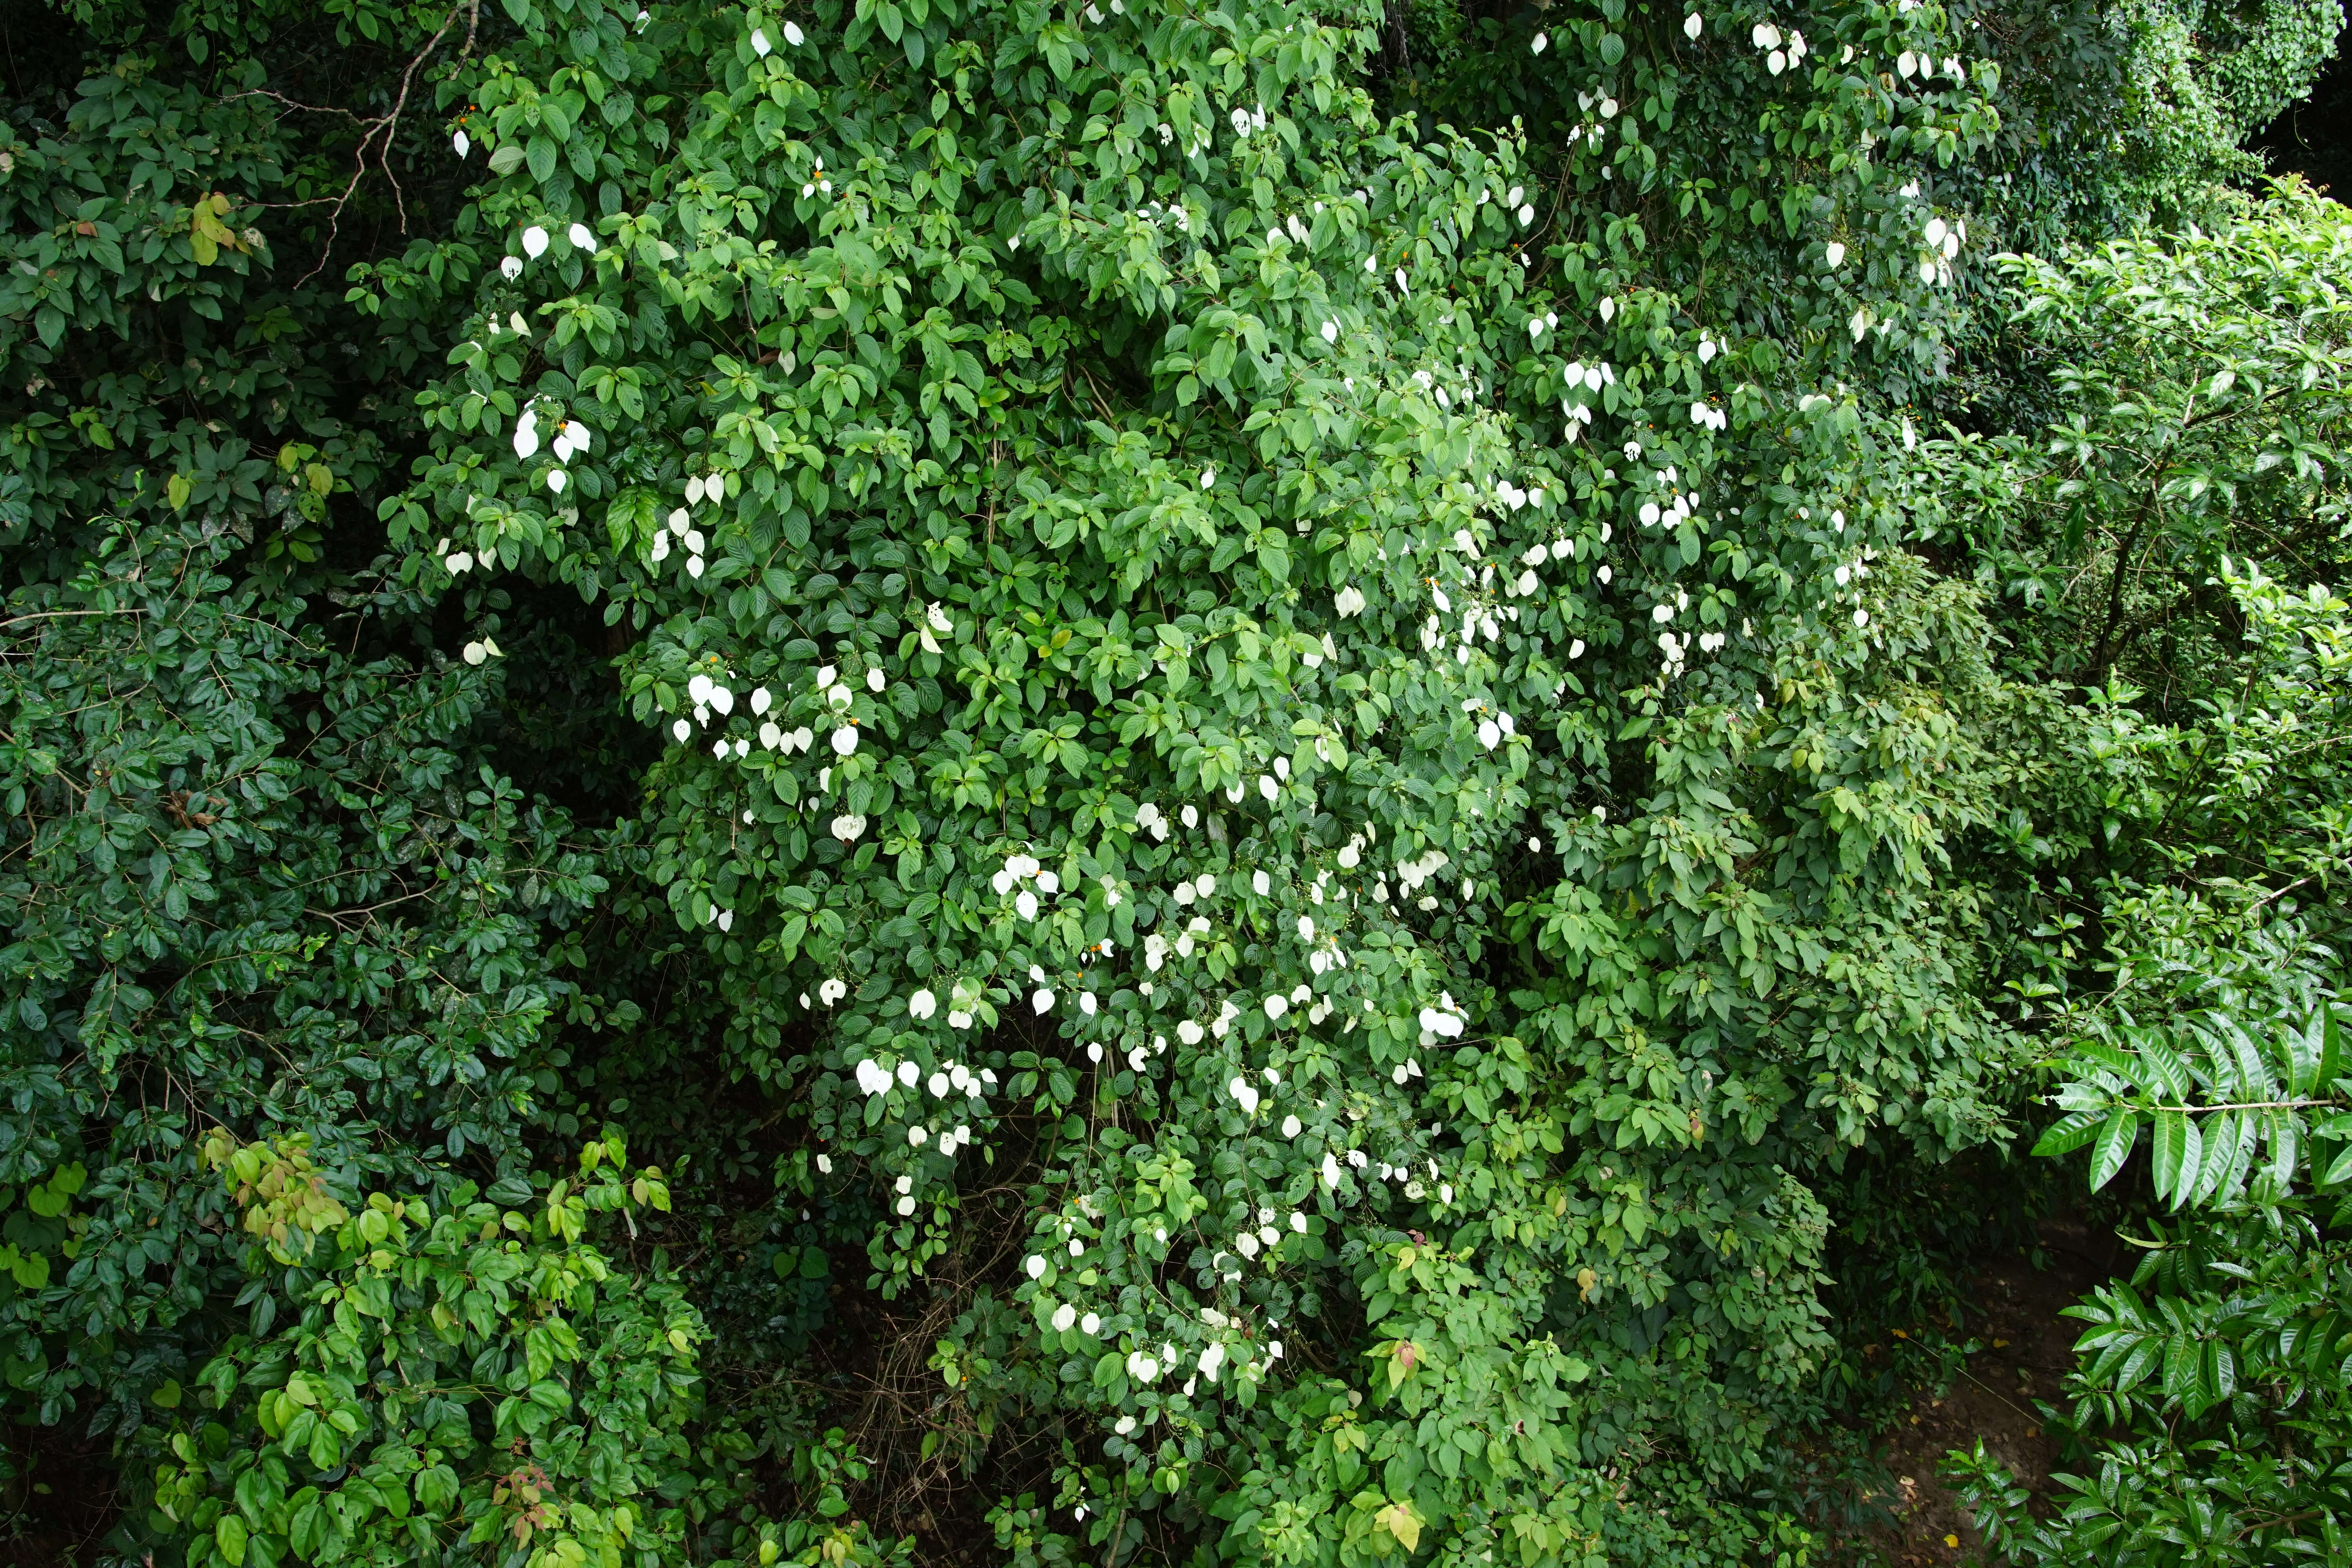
(283, 4, 466, 287)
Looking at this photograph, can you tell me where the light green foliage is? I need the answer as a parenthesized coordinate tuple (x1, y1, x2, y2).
(149, 1131, 906, 1568)
(1952, 930, 2352, 1564)
(1942, 194, 2352, 1568)
(376, 0, 2055, 1557)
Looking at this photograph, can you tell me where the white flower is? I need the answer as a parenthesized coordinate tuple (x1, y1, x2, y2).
(831, 813, 866, 842)
(671, 718, 691, 743)
(1478, 718, 1501, 749)
(1033, 987, 1054, 1014)
(1264, 995, 1288, 1020)
(1051, 1302, 1076, 1331)
(1198, 1342, 1226, 1377)
(1177, 1020, 1203, 1045)
(1081, 1312, 1101, 1335)
(1853, 608, 1869, 628)
(1826, 241, 1846, 269)
(1079, 992, 1097, 1016)
(1321, 319, 1339, 344)
(568, 222, 595, 252)
(818, 977, 849, 1006)
(1599, 296, 1616, 323)
(500, 256, 523, 280)
(1200, 467, 1215, 490)
(1685, 12, 1702, 40)
(1228, 1076, 1260, 1114)
(1026, 1254, 1047, 1280)
(1015, 889, 1039, 921)
(521, 225, 548, 259)
(1127, 1351, 1160, 1381)
(1518, 203, 1534, 227)
(866, 668, 885, 692)
(910, 989, 937, 1020)
(512, 410, 540, 460)
(783, 20, 805, 44)
(1531, 30, 1547, 53)
(831, 725, 858, 756)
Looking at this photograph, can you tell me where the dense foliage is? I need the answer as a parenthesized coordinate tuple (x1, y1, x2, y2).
(2, 0, 2346, 1565)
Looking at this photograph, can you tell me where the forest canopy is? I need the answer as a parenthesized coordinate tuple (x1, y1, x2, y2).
(3, 1, 2350, 1565)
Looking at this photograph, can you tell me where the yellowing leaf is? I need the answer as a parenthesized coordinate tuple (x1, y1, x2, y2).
(1376, 1499, 1423, 1552)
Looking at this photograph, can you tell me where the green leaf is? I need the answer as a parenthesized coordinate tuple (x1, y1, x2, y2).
(2150, 1108, 2186, 1201)
(2089, 1107, 2138, 1192)
(488, 142, 528, 177)
(2034, 1107, 2105, 1158)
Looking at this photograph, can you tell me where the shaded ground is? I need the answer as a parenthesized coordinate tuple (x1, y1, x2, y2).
(1862, 1209, 2123, 1565)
